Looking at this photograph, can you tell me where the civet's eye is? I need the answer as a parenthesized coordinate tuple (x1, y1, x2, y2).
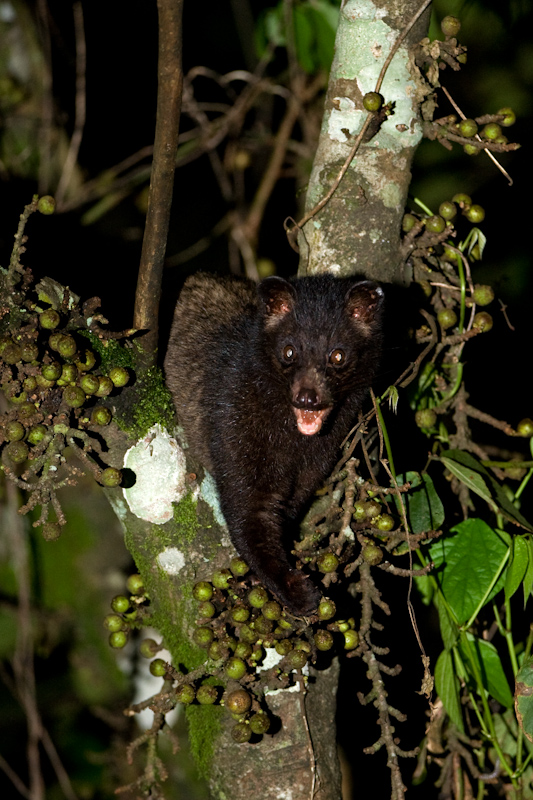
(282, 345, 296, 362)
(329, 348, 345, 365)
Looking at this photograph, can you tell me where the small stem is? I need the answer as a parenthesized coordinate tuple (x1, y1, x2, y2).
(459, 632, 516, 784)
(455, 252, 467, 333)
(373, 394, 396, 480)
(502, 598, 524, 771)
(440, 362, 464, 403)
(413, 197, 433, 216)
(482, 461, 533, 470)
(514, 441, 533, 502)
(514, 468, 533, 502)
(463, 549, 510, 631)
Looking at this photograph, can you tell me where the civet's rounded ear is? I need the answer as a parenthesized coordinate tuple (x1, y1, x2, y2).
(345, 281, 384, 331)
(258, 277, 296, 317)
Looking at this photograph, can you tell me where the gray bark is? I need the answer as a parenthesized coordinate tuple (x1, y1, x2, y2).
(301, 0, 431, 284)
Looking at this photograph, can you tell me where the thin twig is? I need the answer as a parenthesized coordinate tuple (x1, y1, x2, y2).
(464, 404, 516, 436)
(40, 729, 79, 800)
(36, 0, 54, 195)
(55, 2, 87, 208)
(0, 753, 31, 800)
(245, 72, 324, 248)
(441, 86, 513, 185)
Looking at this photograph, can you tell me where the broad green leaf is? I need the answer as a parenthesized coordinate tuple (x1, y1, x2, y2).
(435, 649, 463, 731)
(435, 591, 459, 650)
(441, 456, 497, 511)
(293, 6, 315, 73)
(392, 470, 417, 517)
(516, 657, 533, 743)
(493, 708, 533, 759)
(409, 473, 445, 534)
(308, 0, 339, 31)
(307, 1, 338, 71)
(255, 5, 285, 55)
(429, 519, 509, 625)
(410, 362, 437, 409)
(256, 1, 338, 74)
(459, 633, 513, 708)
(441, 450, 533, 531)
(264, 6, 285, 46)
(505, 535, 529, 602)
(493, 709, 519, 758)
(524, 537, 533, 606)
(393, 471, 444, 533)
(413, 573, 434, 605)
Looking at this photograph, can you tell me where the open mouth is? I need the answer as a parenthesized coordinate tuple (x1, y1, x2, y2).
(293, 406, 331, 436)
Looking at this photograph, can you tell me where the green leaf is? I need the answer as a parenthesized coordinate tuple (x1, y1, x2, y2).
(435, 591, 459, 650)
(394, 472, 444, 533)
(81, 189, 130, 226)
(308, 0, 339, 32)
(256, 1, 338, 74)
(413, 573, 434, 605)
(493, 709, 519, 758)
(441, 450, 533, 532)
(435, 649, 463, 731)
(263, 5, 285, 46)
(293, 5, 315, 73)
(307, 0, 338, 71)
(459, 633, 513, 708)
(410, 362, 437, 409)
(524, 537, 533, 606)
(516, 657, 533, 743)
(505, 535, 530, 602)
(255, 5, 285, 56)
(408, 473, 445, 534)
(429, 518, 509, 625)
(441, 455, 497, 511)
(466, 227, 487, 258)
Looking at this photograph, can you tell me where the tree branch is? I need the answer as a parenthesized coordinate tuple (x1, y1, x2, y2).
(133, 0, 184, 360)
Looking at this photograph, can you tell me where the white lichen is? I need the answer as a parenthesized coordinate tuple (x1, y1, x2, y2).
(328, 97, 363, 143)
(123, 424, 187, 523)
(156, 547, 186, 575)
(200, 472, 227, 527)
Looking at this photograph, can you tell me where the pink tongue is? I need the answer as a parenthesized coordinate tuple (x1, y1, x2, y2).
(294, 408, 326, 436)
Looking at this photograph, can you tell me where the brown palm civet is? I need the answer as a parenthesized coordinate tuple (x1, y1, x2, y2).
(164, 272, 384, 615)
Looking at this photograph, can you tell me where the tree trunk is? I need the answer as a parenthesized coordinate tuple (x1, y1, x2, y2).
(301, 0, 430, 284)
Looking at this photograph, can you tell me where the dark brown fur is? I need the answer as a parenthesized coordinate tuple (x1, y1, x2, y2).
(164, 272, 384, 615)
